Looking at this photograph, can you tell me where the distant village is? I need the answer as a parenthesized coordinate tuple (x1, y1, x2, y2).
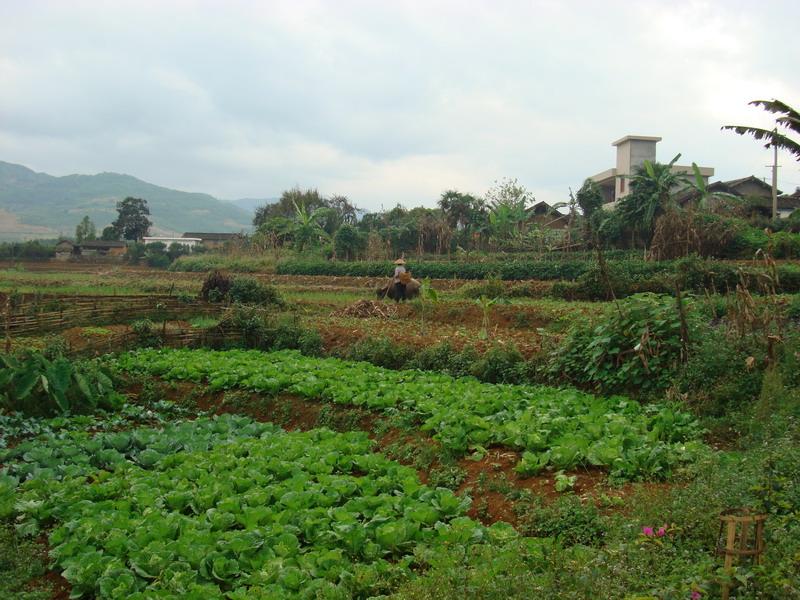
(55, 232, 242, 260)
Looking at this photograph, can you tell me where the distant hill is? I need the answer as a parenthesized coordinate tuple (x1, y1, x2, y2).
(229, 197, 278, 215)
(0, 161, 254, 240)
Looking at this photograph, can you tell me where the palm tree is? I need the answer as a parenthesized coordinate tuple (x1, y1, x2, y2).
(722, 99, 800, 161)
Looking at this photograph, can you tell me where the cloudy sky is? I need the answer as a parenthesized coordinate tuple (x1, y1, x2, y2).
(1, 0, 799, 211)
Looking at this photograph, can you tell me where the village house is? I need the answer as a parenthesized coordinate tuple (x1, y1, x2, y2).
(530, 201, 570, 230)
(54, 240, 127, 261)
(590, 135, 714, 209)
(677, 176, 800, 219)
(181, 232, 243, 250)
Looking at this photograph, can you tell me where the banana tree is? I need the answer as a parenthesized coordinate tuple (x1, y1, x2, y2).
(618, 154, 686, 247)
(686, 163, 738, 210)
(475, 295, 508, 340)
(416, 278, 440, 335)
(292, 200, 331, 251)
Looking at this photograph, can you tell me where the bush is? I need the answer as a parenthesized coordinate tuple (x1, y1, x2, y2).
(0, 241, 55, 260)
(200, 271, 233, 302)
(570, 261, 632, 300)
(229, 277, 283, 306)
(772, 230, 800, 259)
(268, 319, 323, 356)
(130, 319, 161, 347)
(145, 252, 171, 269)
(460, 276, 506, 299)
(343, 336, 414, 370)
(517, 496, 607, 547)
(471, 345, 527, 383)
(548, 293, 696, 395)
(676, 327, 763, 416)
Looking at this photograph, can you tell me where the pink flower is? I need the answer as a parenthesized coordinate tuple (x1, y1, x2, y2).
(642, 526, 654, 536)
(690, 591, 701, 600)
(657, 525, 667, 537)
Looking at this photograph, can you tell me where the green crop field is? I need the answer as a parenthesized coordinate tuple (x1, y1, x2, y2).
(1, 262, 799, 599)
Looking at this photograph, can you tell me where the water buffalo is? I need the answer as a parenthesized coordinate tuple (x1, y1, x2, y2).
(376, 278, 421, 302)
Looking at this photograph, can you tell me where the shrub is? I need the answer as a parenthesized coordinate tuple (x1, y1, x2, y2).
(229, 277, 283, 306)
(0, 241, 55, 260)
(200, 271, 233, 302)
(570, 261, 632, 300)
(130, 319, 161, 347)
(170, 254, 276, 273)
(548, 293, 697, 395)
(268, 319, 323, 356)
(343, 336, 414, 370)
(145, 252, 171, 269)
(517, 496, 607, 547)
(471, 345, 527, 383)
(676, 327, 763, 416)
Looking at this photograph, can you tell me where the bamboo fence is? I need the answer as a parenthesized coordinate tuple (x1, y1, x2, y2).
(1, 294, 221, 337)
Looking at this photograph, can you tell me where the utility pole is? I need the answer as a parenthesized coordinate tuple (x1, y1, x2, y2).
(771, 128, 779, 220)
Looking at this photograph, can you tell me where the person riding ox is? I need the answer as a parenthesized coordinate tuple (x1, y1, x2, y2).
(392, 257, 409, 301)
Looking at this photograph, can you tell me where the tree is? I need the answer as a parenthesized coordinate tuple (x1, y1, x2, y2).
(253, 187, 327, 228)
(574, 179, 604, 218)
(100, 226, 119, 241)
(333, 224, 366, 260)
(485, 178, 535, 244)
(74, 216, 97, 243)
(722, 99, 800, 162)
(111, 197, 152, 241)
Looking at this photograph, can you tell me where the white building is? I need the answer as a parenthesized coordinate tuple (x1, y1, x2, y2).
(589, 136, 714, 210)
(141, 236, 202, 248)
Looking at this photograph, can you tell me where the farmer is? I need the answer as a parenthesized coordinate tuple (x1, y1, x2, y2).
(392, 257, 409, 301)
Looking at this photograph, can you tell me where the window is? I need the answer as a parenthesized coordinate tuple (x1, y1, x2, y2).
(619, 178, 625, 194)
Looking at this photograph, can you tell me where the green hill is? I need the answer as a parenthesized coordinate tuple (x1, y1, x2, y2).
(0, 161, 254, 240)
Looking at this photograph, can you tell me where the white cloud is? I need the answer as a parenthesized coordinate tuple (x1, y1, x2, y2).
(1, 0, 799, 208)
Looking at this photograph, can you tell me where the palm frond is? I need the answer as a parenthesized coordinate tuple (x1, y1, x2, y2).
(748, 99, 800, 123)
(722, 125, 800, 160)
(776, 115, 800, 135)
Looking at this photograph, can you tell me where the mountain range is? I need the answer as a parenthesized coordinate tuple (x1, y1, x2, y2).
(0, 161, 272, 241)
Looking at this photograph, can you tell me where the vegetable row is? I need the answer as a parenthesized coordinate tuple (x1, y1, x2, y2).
(3, 414, 513, 599)
(112, 349, 706, 480)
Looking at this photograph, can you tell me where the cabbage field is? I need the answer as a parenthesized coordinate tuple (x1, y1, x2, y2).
(112, 348, 705, 481)
(3, 414, 519, 599)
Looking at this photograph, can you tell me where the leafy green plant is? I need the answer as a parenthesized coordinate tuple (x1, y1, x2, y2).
(549, 293, 697, 395)
(0, 352, 122, 417)
(516, 496, 606, 546)
(112, 348, 705, 480)
(554, 470, 577, 493)
(4, 415, 495, 599)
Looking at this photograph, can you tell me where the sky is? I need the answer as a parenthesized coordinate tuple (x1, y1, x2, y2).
(1, 0, 799, 211)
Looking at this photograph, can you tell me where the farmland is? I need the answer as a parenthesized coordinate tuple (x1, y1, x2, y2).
(1, 258, 799, 599)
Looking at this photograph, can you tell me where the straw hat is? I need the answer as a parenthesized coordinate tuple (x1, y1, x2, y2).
(393, 258, 406, 265)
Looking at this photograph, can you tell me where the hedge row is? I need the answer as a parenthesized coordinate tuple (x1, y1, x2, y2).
(276, 258, 688, 282)
(276, 257, 800, 294)
(277, 259, 620, 281)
